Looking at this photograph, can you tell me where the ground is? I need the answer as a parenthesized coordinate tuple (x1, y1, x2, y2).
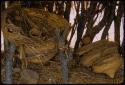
(1, 57, 124, 84)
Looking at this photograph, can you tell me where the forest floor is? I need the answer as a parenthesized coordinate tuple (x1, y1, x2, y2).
(1, 57, 124, 84)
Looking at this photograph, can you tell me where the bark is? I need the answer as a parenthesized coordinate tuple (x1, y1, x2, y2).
(56, 1, 64, 16)
(5, 42, 16, 84)
(82, 1, 99, 43)
(47, 1, 54, 13)
(101, 22, 111, 40)
(67, 23, 76, 47)
(114, 1, 123, 45)
(64, 1, 71, 22)
(122, 1, 124, 57)
(1, 7, 15, 84)
(86, 9, 108, 41)
(56, 27, 69, 83)
(122, 22, 125, 57)
(67, 1, 80, 47)
(74, 1, 85, 51)
(83, 1, 117, 43)
(101, 2, 116, 40)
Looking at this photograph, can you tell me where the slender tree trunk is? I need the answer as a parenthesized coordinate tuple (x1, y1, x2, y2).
(122, 19, 124, 57)
(82, 1, 102, 43)
(122, 1, 124, 57)
(67, 1, 80, 47)
(114, 1, 123, 45)
(101, 3, 116, 40)
(56, 1, 64, 16)
(91, 2, 116, 42)
(5, 42, 16, 84)
(64, 1, 71, 22)
(74, 1, 85, 51)
(48, 1, 54, 13)
(56, 29, 69, 83)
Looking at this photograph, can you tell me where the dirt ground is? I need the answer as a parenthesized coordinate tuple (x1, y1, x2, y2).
(1, 57, 124, 84)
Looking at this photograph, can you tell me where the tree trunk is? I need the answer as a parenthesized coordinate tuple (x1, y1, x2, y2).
(101, 3, 116, 40)
(5, 42, 16, 84)
(114, 1, 123, 45)
(122, 1, 124, 57)
(48, 1, 54, 13)
(56, 1, 64, 16)
(83, 1, 116, 43)
(74, 1, 85, 51)
(64, 1, 71, 22)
